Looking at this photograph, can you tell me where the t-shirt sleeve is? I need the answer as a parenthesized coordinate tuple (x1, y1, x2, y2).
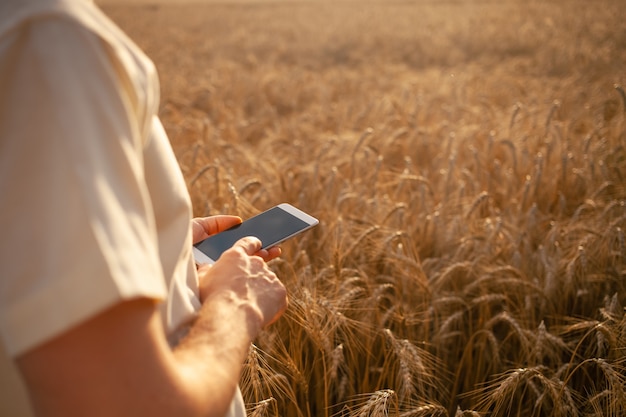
(0, 16, 167, 356)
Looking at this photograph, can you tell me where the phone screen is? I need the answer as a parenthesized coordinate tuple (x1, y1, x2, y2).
(193, 206, 313, 262)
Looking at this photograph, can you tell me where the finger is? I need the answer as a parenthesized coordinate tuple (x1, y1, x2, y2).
(233, 236, 263, 256)
(267, 246, 282, 260)
(255, 246, 282, 262)
(192, 215, 242, 243)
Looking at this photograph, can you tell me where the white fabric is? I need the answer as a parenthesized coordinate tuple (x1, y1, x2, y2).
(0, 0, 244, 415)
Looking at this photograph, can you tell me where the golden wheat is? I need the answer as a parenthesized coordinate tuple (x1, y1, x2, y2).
(102, 0, 626, 415)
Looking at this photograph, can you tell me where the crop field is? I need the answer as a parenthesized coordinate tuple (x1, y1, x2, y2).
(102, 0, 626, 415)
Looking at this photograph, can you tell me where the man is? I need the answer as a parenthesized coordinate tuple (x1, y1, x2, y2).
(0, 0, 288, 415)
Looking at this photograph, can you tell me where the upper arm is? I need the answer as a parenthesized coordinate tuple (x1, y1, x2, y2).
(16, 298, 192, 417)
(0, 15, 166, 357)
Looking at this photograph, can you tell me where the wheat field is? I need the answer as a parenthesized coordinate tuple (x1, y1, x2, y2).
(102, 0, 626, 415)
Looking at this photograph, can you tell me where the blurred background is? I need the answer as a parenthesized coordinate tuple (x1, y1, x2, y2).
(100, 1, 626, 415)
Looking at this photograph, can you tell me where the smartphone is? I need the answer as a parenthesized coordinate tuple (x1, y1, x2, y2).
(192, 203, 319, 264)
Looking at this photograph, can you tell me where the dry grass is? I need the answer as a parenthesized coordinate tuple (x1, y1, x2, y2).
(103, 0, 626, 415)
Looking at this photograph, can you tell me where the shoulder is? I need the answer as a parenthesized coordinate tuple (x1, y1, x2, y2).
(0, 0, 158, 99)
(0, 0, 159, 143)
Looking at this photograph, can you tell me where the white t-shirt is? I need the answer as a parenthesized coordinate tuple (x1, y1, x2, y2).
(0, 0, 245, 415)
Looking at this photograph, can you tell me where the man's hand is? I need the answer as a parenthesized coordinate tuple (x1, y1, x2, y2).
(192, 215, 242, 243)
(195, 236, 288, 327)
(191, 215, 282, 263)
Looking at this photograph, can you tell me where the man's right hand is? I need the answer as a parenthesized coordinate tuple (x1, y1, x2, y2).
(196, 236, 288, 331)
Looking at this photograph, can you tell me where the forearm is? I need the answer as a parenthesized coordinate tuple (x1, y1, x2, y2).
(16, 298, 259, 417)
(172, 289, 263, 416)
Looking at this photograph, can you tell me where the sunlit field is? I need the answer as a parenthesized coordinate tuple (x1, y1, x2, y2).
(102, 0, 626, 415)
